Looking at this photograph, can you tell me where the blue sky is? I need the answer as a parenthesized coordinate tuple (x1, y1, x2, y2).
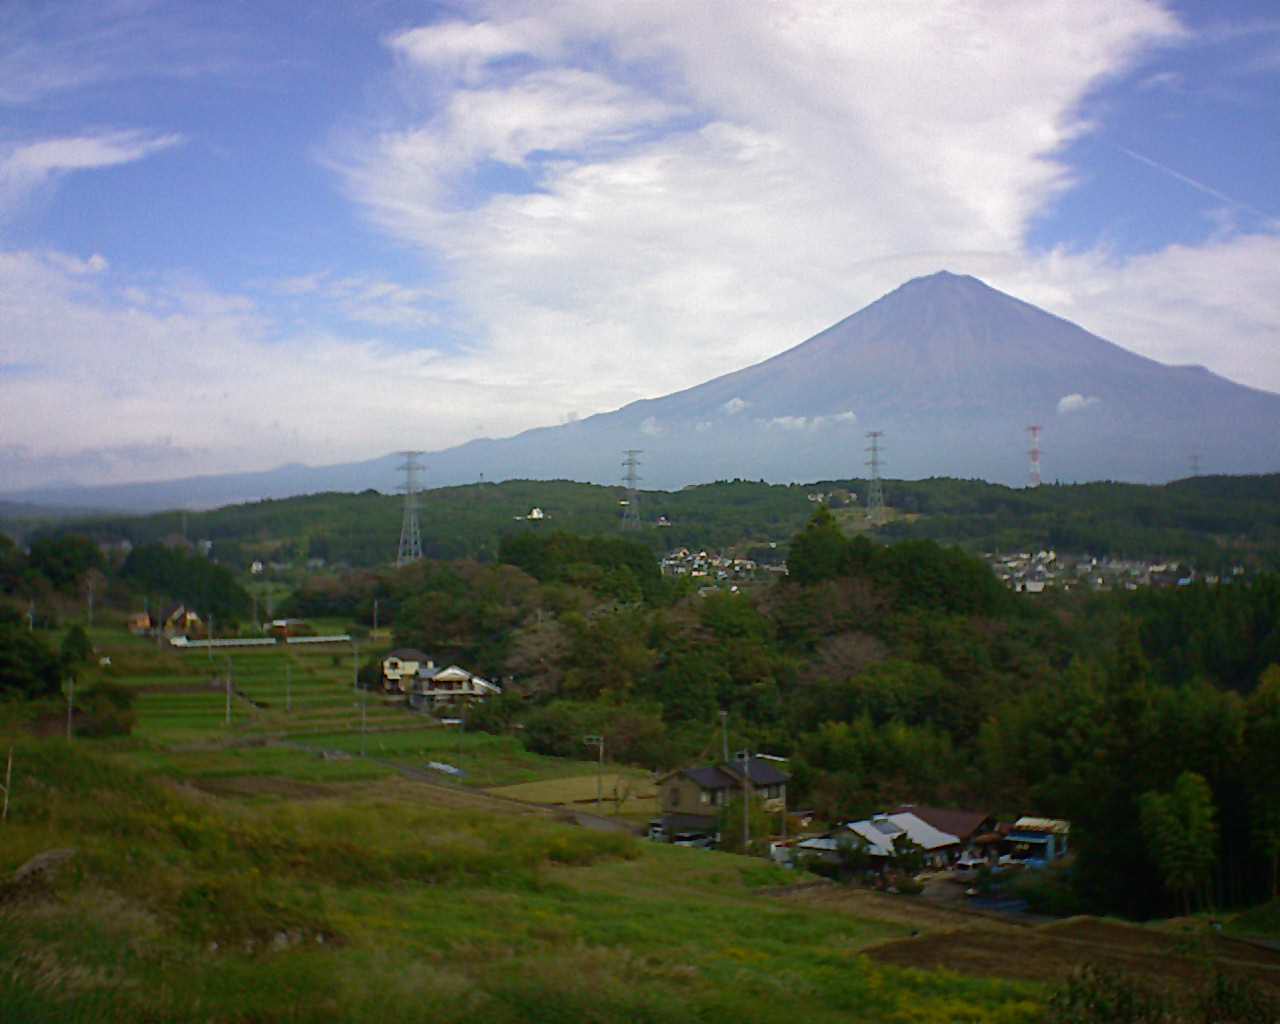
(2, 0, 1278, 488)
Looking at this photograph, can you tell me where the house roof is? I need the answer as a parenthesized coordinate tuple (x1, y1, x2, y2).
(674, 756, 789, 791)
(888, 805, 992, 841)
(844, 812, 961, 856)
(1012, 816, 1070, 835)
(384, 648, 431, 663)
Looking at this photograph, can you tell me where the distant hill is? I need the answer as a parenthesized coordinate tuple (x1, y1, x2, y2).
(15, 475, 1280, 574)
(7, 271, 1280, 511)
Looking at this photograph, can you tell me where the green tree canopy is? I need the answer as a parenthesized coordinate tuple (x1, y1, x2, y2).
(1139, 770, 1218, 915)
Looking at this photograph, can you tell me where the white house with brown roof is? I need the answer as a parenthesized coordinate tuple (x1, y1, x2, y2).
(382, 649, 501, 706)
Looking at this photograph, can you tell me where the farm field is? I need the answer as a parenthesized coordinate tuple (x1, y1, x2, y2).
(488, 772, 658, 819)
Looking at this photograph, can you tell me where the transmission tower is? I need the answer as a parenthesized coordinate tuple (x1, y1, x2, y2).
(865, 431, 885, 526)
(620, 449, 643, 529)
(1027, 425, 1042, 488)
(396, 451, 424, 566)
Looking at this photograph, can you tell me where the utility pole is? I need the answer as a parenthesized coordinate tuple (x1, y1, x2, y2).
(373, 598, 379, 633)
(1027, 425, 1042, 489)
(357, 697, 368, 757)
(719, 710, 729, 764)
(737, 749, 752, 854)
(352, 639, 360, 693)
(584, 735, 604, 812)
(865, 431, 885, 525)
(207, 613, 214, 662)
(65, 677, 74, 741)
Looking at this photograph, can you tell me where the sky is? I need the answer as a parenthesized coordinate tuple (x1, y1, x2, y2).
(2, 0, 1278, 490)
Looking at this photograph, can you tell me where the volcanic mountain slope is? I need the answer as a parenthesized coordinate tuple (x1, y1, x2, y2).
(10, 271, 1279, 509)
(424, 270, 1280, 488)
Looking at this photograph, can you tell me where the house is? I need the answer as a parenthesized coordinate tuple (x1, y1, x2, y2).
(794, 811, 960, 869)
(1006, 817, 1070, 865)
(382, 649, 501, 705)
(409, 664, 502, 709)
(381, 648, 433, 693)
(127, 611, 154, 635)
(160, 604, 201, 637)
(888, 804, 995, 859)
(653, 755, 788, 841)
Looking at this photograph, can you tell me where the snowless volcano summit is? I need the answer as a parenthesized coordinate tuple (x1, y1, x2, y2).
(420, 270, 1280, 488)
(9, 271, 1280, 509)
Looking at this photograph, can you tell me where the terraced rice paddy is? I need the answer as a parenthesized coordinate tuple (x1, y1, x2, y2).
(91, 636, 620, 796)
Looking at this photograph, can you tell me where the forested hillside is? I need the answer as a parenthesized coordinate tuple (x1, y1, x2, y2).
(8, 473, 1280, 573)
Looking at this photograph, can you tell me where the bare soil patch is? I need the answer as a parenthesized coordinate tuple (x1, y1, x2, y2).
(863, 918, 1280, 996)
(775, 883, 1021, 932)
(188, 776, 339, 800)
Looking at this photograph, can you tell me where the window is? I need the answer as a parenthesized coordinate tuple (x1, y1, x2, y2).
(669, 788, 680, 807)
(700, 791, 710, 804)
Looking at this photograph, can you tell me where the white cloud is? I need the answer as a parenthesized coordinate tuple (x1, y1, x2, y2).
(1057, 393, 1102, 414)
(336, 0, 1194, 424)
(0, 131, 182, 219)
(720, 397, 748, 415)
(764, 415, 811, 431)
(639, 415, 663, 436)
(759, 410, 860, 431)
(0, 250, 544, 488)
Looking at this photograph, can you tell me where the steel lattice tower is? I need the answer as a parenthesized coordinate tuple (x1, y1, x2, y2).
(397, 451, 424, 566)
(865, 431, 885, 526)
(621, 449, 643, 529)
(1027, 425, 1042, 488)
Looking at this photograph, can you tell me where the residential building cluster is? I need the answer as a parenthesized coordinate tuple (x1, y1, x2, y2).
(985, 549, 1246, 594)
(660, 548, 784, 584)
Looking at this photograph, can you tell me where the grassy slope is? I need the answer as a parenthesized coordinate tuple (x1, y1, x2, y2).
(0, 741, 1043, 1024)
(0, 625, 1050, 1023)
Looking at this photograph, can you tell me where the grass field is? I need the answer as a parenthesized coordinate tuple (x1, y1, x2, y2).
(0, 740, 1047, 1024)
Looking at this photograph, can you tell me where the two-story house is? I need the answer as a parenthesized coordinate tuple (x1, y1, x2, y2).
(653, 755, 788, 842)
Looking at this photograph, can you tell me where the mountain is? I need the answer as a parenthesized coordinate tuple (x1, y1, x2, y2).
(9, 272, 1280, 511)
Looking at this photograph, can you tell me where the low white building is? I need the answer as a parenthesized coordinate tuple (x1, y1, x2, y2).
(793, 811, 960, 869)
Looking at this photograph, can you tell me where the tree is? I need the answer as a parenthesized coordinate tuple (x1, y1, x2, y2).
(1246, 667, 1280, 898)
(1139, 771, 1218, 915)
(716, 793, 773, 855)
(27, 534, 104, 590)
(60, 624, 93, 669)
(0, 624, 62, 699)
(786, 507, 848, 585)
(890, 834, 926, 877)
